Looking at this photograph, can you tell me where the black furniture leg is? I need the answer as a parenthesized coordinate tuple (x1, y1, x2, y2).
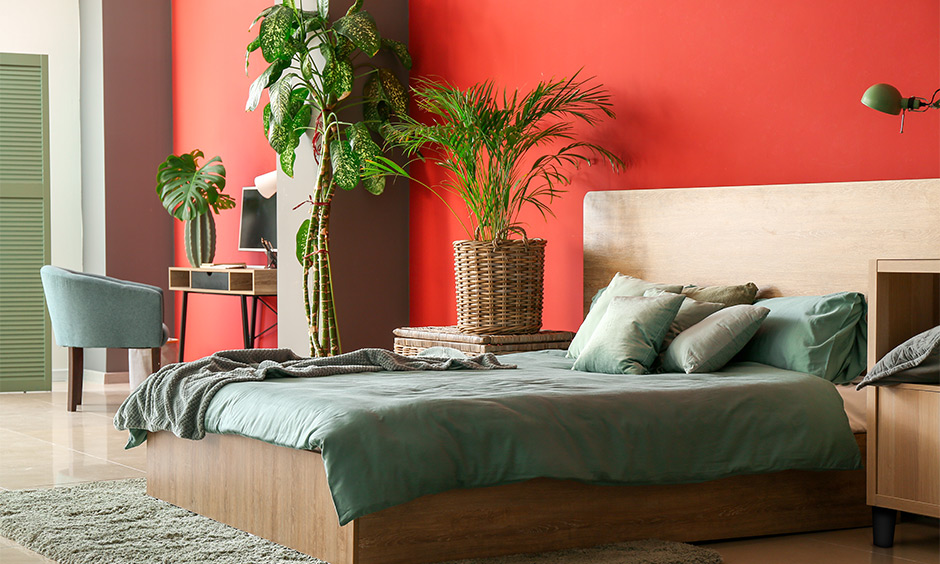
(240, 296, 250, 349)
(250, 296, 258, 348)
(179, 291, 189, 363)
(872, 506, 897, 548)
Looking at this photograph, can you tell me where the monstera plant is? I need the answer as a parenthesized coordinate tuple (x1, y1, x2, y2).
(156, 150, 234, 268)
(246, 0, 410, 357)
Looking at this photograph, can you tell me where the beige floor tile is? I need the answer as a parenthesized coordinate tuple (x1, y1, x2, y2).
(0, 428, 144, 489)
(707, 533, 899, 564)
(803, 521, 940, 564)
(0, 538, 56, 563)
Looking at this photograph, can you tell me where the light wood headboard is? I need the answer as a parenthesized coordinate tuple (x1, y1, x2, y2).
(583, 178, 940, 312)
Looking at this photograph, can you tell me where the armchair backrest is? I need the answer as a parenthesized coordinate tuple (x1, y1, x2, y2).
(39, 265, 167, 349)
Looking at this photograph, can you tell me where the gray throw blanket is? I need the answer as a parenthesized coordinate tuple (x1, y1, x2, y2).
(114, 348, 513, 448)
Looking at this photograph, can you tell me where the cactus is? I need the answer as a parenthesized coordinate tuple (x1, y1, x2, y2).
(184, 213, 216, 267)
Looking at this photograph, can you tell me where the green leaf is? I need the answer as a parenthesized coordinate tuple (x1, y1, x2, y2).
(269, 76, 293, 126)
(259, 5, 294, 63)
(346, 0, 363, 15)
(248, 5, 277, 32)
(362, 175, 385, 195)
(262, 103, 272, 136)
(155, 150, 231, 221)
(280, 147, 296, 178)
(333, 11, 380, 57)
(325, 56, 354, 100)
(361, 75, 386, 131)
(377, 68, 408, 115)
(330, 139, 360, 191)
(317, 0, 329, 18)
(381, 38, 412, 70)
(246, 59, 288, 112)
(267, 121, 294, 153)
(296, 219, 311, 266)
(346, 122, 382, 167)
(335, 37, 355, 59)
(245, 37, 262, 74)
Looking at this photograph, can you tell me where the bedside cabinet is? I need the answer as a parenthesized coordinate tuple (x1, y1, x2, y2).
(866, 259, 940, 548)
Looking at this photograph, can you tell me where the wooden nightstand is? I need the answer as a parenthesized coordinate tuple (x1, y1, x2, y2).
(866, 259, 940, 548)
(393, 326, 574, 357)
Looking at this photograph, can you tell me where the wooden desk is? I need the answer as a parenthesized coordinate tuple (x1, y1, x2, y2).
(169, 267, 277, 362)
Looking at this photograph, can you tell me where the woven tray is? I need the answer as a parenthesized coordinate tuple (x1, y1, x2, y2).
(393, 326, 574, 357)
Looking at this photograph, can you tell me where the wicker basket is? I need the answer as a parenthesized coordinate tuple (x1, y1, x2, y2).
(453, 239, 546, 335)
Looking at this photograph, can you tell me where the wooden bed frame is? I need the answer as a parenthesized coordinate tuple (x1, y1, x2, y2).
(148, 178, 940, 564)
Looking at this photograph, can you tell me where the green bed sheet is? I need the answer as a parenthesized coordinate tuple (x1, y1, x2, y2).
(203, 349, 862, 525)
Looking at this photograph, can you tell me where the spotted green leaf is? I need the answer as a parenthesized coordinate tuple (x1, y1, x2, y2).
(246, 59, 288, 112)
(259, 5, 294, 63)
(346, 0, 363, 15)
(330, 139, 361, 191)
(262, 103, 271, 136)
(317, 0, 329, 18)
(362, 175, 385, 195)
(327, 56, 354, 100)
(248, 5, 277, 32)
(267, 121, 293, 154)
(280, 147, 296, 178)
(269, 76, 293, 126)
(334, 11, 380, 57)
(377, 68, 408, 115)
(381, 38, 412, 70)
(336, 37, 355, 59)
(296, 218, 311, 266)
(361, 75, 386, 132)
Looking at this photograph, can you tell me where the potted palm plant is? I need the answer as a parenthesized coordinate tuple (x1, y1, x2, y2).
(245, 0, 411, 357)
(155, 150, 234, 268)
(371, 73, 625, 334)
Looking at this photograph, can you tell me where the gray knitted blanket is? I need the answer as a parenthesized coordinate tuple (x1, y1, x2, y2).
(113, 348, 513, 448)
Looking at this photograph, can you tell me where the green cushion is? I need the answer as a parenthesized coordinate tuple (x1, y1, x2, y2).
(663, 305, 770, 373)
(643, 289, 725, 351)
(681, 282, 759, 306)
(573, 293, 685, 374)
(568, 274, 683, 358)
(736, 292, 867, 383)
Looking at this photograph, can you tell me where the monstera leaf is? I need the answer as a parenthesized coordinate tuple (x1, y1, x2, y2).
(155, 150, 233, 221)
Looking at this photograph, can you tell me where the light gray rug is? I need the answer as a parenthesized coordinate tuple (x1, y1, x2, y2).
(0, 479, 722, 564)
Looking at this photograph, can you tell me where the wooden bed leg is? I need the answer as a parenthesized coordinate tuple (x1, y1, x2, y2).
(67, 347, 83, 412)
(150, 347, 161, 375)
(872, 506, 897, 548)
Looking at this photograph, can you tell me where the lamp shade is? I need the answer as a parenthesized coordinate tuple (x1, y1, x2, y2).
(861, 83, 903, 115)
(254, 170, 277, 199)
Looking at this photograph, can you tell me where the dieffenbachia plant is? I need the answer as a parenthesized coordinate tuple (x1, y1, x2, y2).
(245, 0, 411, 357)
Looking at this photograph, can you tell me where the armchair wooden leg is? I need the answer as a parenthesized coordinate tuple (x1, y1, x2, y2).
(150, 347, 162, 375)
(67, 347, 83, 412)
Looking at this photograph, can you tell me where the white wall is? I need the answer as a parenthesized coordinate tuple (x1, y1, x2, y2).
(0, 0, 84, 375)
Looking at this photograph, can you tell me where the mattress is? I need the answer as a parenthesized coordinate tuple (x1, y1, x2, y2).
(202, 349, 862, 524)
(837, 383, 867, 433)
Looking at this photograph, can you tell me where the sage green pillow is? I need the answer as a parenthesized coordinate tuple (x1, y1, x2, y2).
(736, 292, 867, 383)
(662, 304, 770, 373)
(573, 293, 685, 374)
(681, 282, 759, 306)
(568, 274, 683, 359)
(643, 289, 725, 351)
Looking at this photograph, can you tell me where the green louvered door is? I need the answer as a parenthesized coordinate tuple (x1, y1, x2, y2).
(0, 53, 51, 391)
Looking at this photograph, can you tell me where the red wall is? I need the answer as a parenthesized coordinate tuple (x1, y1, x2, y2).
(408, 0, 940, 332)
(172, 0, 277, 360)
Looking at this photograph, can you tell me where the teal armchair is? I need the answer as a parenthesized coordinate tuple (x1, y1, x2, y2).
(40, 266, 168, 411)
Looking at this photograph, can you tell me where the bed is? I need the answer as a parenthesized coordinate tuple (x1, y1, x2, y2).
(144, 178, 940, 564)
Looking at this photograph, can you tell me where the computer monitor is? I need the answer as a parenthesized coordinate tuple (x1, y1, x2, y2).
(238, 187, 277, 252)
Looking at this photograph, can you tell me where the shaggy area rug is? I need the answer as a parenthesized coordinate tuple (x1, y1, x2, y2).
(0, 479, 722, 564)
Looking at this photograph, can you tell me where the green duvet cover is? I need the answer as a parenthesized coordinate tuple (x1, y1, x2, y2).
(202, 349, 862, 525)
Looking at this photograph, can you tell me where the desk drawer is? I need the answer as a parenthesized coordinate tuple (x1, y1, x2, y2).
(191, 271, 229, 291)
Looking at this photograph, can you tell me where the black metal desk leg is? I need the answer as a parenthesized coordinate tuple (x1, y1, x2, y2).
(250, 296, 258, 348)
(179, 291, 189, 363)
(240, 296, 250, 349)
(872, 506, 897, 548)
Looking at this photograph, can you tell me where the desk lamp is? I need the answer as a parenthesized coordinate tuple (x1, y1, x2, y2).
(861, 83, 940, 133)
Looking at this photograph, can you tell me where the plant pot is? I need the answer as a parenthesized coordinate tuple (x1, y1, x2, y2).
(453, 239, 546, 335)
(184, 213, 216, 268)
